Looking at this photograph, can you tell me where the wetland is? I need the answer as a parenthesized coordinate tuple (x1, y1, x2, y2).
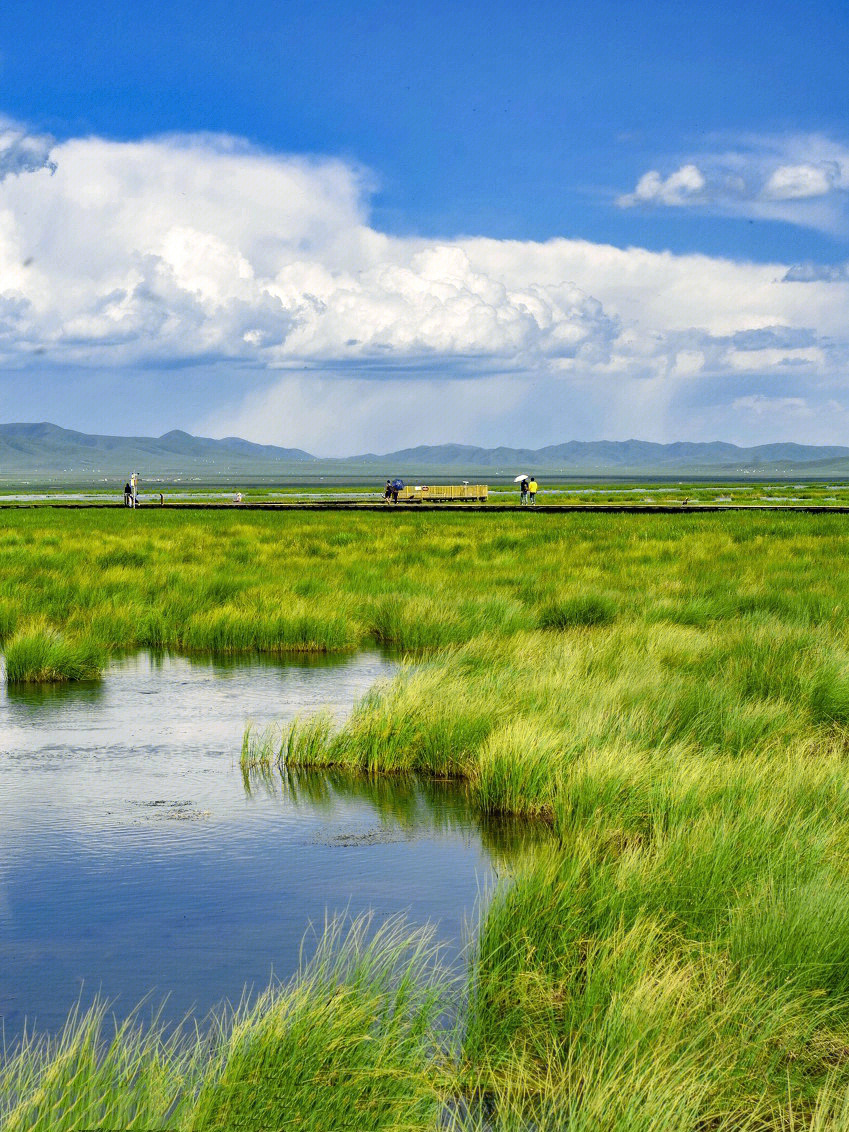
(6, 507, 849, 1129)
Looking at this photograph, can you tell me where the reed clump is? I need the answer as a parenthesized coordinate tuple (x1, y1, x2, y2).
(4, 625, 104, 683)
(240, 721, 281, 768)
(538, 593, 616, 628)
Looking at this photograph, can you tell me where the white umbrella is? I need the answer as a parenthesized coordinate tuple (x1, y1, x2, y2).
(513, 474, 529, 482)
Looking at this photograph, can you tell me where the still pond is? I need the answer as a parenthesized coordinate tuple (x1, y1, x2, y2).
(0, 651, 530, 1040)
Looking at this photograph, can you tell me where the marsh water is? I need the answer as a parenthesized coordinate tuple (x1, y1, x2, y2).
(0, 652, 528, 1040)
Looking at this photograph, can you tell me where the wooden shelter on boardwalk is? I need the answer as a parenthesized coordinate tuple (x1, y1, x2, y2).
(397, 484, 488, 503)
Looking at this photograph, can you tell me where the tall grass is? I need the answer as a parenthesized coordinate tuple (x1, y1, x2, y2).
(0, 916, 452, 1132)
(538, 593, 616, 628)
(4, 626, 104, 683)
(3, 506, 849, 668)
(254, 589, 849, 1122)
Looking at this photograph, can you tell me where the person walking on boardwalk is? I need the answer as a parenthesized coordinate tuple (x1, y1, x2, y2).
(384, 480, 392, 503)
(528, 477, 538, 505)
(123, 482, 132, 507)
(520, 477, 529, 506)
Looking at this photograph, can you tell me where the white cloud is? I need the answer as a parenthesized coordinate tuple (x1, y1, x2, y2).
(0, 132, 621, 372)
(617, 163, 706, 207)
(672, 350, 705, 377)
(764, 163, 839, 200)
(726, 346, 824, 372)
(0, 122, 848, 449)
(617, 134, 849, 232)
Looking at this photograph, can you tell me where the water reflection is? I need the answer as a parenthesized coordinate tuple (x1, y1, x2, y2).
(261, 766, 549, 868)
(4, 676, 106, 712)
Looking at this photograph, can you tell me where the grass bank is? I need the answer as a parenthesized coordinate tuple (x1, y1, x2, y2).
(263, 623, 849, 1124)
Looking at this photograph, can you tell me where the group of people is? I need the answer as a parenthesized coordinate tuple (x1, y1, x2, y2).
(519, 476, 539, 506)
(384, 479, 402, 504)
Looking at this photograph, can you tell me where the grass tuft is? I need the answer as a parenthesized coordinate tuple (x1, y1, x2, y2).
(5, 626, 104, 683)
(538, 594, 616, 629)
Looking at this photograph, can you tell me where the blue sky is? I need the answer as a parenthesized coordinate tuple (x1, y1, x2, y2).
(0, 0, 847, 451)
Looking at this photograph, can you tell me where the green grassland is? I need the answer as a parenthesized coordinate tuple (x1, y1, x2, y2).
(8, 508, 849, 1127)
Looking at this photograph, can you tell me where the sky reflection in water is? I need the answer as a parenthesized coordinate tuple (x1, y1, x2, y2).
(0, 651, 535, 1038)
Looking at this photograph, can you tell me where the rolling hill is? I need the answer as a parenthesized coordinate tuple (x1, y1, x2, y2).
(3, 423, 849, 479)
(0, 423, 314, 475)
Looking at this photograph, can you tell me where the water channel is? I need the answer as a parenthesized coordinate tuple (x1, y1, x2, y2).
(0, 651, 532, 1041)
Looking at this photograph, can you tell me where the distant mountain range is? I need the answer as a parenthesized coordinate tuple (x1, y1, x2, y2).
(0, 423, 314, 476)
(350, 440, 849, 472)
(3, 422, 849, 479)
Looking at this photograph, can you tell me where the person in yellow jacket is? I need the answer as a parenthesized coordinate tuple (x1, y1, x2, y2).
(528, 477, 539, 505)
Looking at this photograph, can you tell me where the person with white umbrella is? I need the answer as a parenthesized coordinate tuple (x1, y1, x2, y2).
(514, 474, 529, 506)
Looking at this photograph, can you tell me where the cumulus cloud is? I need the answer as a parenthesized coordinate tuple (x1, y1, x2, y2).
(617, 134, 849, 231)
(0, 123, 848, 449)
(763, 163, 840, 200)
(617, 164, 706, 207)
(0, 133, 622, 374)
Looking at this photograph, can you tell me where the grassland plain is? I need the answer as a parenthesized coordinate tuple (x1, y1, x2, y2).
(9, 508, 849, 1127)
